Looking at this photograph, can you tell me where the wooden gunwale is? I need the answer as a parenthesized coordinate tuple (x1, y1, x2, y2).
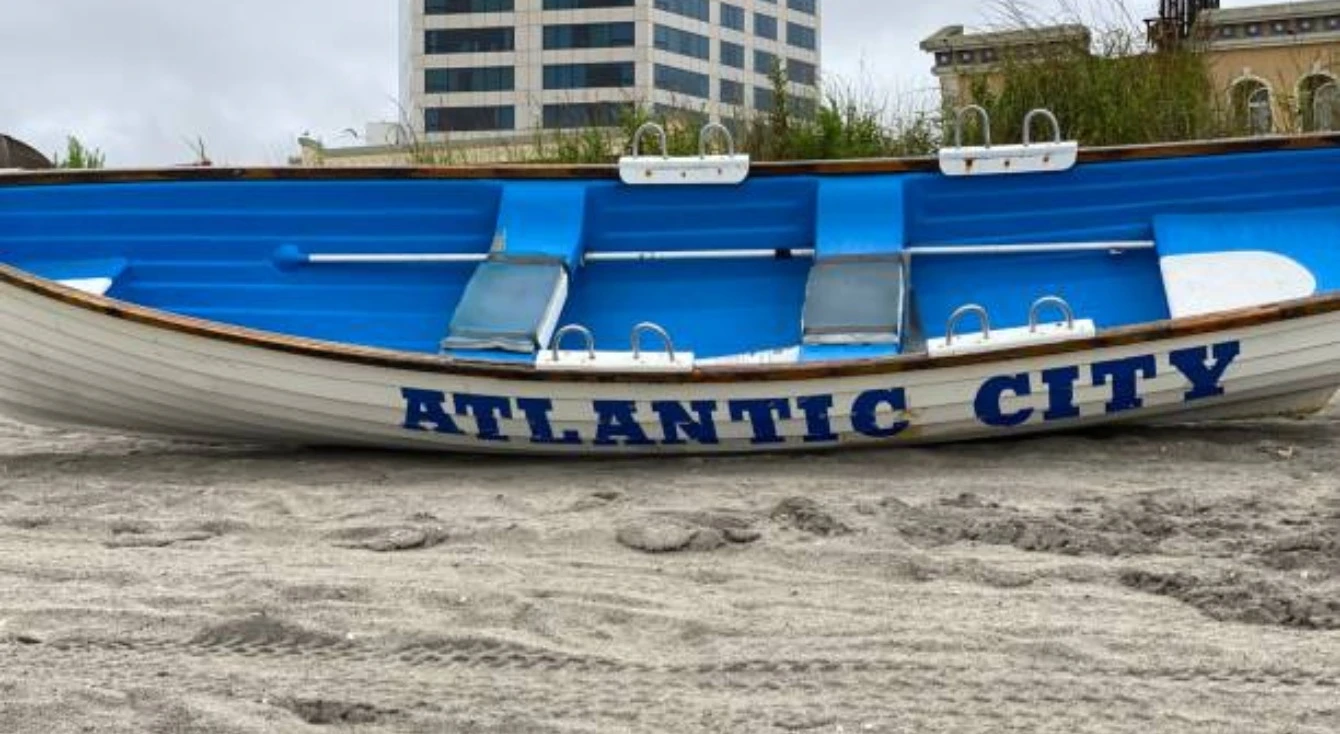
(2, 132, 1338, 385)
(0, 131, 1337, 186)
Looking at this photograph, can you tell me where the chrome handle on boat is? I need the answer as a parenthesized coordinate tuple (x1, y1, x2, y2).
(551, 324, 596, 360)
(631, 322, 676, 361)
(1029, 295, 1076, 333)
(945, 304, 991, 346)
(954, 105, 992, 148)
(698, 122, 736, 157)
(631, 123, 669, 158)
(1022, 108, 1062, 146)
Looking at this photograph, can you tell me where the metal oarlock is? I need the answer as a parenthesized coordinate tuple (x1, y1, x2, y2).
(1029, 296, 1076, 333)
(945, 304, 991, 347)
(550, 324, 595, 360)
(631, 322, 675, 361)
(954, 105, 992, 148)
(1022, 108, 1062, 146)
(630, 123, 668, 158)
(698, 122, 736, 157)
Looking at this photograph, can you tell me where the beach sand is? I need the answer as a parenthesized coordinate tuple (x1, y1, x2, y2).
(1, 407, 1338, 733)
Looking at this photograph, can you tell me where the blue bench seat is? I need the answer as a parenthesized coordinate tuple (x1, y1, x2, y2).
(800, 177, 906, 361)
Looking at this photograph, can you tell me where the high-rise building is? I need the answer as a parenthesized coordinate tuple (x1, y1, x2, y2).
(398, 0, 822, 140)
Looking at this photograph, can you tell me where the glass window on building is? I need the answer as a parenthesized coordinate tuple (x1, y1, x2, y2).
(720, 79, 745, 106)
(1229, 79, 1273, 135)
(425, 0, 513, 14)
(787, 59, 816, 86)
(543, 102, 633, 129)
(425, 66, 515, 93)
(720, 40, 745, 69)
(1300, 74, 1339, 132)
(653, 0, 710, 23)
(543, 0, 633, 8)
(543, 62, 636, 90)
(425, 105, 516, 132)
(543, 22, 635, 49)
(654, 25, 711, 61)
(425, 28, 515, 54)
(786, 22, 816, 50)
(1317, 83, 1339, 131)
(755, 86, 775, 112)
(654, 64, 711, 99)
(719, 3, 745, 31)
(754, 13, 778, 40)
(754, 49, 778, 75)
(787, 0, 817, 14)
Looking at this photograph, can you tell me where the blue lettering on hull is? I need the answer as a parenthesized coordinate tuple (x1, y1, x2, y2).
(399, 341, 1242, 447)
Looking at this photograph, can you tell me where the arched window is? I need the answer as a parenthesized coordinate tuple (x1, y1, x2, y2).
(1307, 74, 1340, 131)
(1299, 74, 1338, 132)
(1319, 84, 1340, 131)
(1229, 78, 1273, 135)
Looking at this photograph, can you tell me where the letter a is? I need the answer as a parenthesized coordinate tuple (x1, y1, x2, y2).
(401, 388, 464, 435)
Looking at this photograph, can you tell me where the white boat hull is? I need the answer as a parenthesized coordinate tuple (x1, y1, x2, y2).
(0, 280, 1338, 455)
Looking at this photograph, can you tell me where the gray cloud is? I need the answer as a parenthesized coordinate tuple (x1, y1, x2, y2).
(0, 0, 1275, 165)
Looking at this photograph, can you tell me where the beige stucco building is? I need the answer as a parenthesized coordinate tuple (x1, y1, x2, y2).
(919, 24, 1093, 107)
(291, 123, 570, 167)
(921, 0, 1340, 135)
(1199, 1, 1340, 132)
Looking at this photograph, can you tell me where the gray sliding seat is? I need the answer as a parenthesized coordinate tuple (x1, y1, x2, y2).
(441, 258, 569, 353)
(801, 258, 905, 346)
(442, 181, 586, 354)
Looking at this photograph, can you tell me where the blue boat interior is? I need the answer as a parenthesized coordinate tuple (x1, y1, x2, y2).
(1, 144, 1339, 364)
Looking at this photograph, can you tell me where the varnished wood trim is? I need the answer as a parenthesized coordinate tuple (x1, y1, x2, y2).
(2, 262, 1337, 385)
(1, 132, 1338, 187)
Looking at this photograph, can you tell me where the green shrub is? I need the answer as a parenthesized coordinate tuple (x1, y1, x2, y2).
(53, 137, 106, 169)
(964, 31, 1223, 146)
(529, 65, 940, 164)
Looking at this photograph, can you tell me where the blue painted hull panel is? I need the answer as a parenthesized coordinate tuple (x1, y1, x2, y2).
(0, 145, 1337, 361)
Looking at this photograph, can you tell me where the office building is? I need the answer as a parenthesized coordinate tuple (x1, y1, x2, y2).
(398, 0, 823, 140)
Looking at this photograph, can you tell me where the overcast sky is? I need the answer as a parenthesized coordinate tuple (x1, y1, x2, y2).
(0, 0, 1279, 165)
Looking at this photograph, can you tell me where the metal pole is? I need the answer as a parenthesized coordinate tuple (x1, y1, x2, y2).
(908, 241, 1155, 257)
(305, 253, 490, 264)
(585, 248, 816, 263)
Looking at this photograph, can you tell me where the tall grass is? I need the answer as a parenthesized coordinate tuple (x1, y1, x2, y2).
(530, 66, 940, 165)
(959, 0, 1228, 146)
(965, 38, 1224, 146)
(53, 136, 106, 169)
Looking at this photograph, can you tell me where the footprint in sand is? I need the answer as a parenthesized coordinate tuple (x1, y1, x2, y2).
(770, 497, 852, 537)
(617, 511, 762, 554)
(102, 518, 218, 549)
(326, 525, 448, 553)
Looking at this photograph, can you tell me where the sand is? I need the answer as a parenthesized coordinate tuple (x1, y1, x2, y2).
(1, 406, 1338, 733)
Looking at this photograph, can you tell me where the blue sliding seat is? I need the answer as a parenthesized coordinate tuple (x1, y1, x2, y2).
(801, 177, 907, 360)
(442, 183, 586, 354)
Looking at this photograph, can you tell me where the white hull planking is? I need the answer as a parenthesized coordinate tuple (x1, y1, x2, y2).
(0, 281, 1338, 454)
